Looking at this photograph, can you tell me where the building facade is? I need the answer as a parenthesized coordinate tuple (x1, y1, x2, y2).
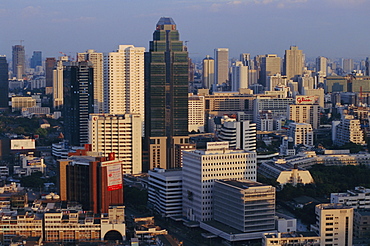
(283, 46, 303, 81)
(12, 45, 25, 80)
(214, 48, 229, 86)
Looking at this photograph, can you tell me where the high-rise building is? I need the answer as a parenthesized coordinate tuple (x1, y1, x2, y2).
(89, 114, 142, 174)
(366, 57, 369, 76)
(230, 61, 248, 91)
(188, 94, 205, 133)
(30, 51, 42, 69)
(283, 46, 304, 81)
(333, 115, 365, 146)
(260, 54, 281, 88)
(0, 56, 9, 110)
(104, 45, 145, 122)
(12, 45, 25, 80)
(214, 48, 229, 85)
(240, 53, 251, 67)
(144, 17, 189, 170)
(45, 57, 56, 88)
(342, 58, 354, 74)
(182, 142, 257, 222)
(63, 61, 94, 146)
(53, 56, 68, 109)
(202, 55, 214, 89)
(78, 49, 104, 113)
(316, 56, 327, 77)
(288, 122, 314, 146)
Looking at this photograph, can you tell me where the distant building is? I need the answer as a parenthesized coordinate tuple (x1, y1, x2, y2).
(12, 45, 25, 79)
(45, 57, 56, 88)
(288, 122, 314, 146)
(11, 96, 36, 112)
(260, 54, 281, 88)
(30, 51, 42, 69)
(188, 94, 205, 133)
(333, 115, 365, 146)
(283, 46, 304, 81)
(0, 56, 9, 110)
(214, 48, 229, 86)
(202, 55, 214, 89)
(230, 61, 248, 91)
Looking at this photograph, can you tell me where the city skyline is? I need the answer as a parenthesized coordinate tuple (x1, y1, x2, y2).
(0, 0, 369, 61)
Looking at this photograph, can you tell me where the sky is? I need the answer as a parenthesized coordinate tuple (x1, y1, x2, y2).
(0, 0, 369, 62)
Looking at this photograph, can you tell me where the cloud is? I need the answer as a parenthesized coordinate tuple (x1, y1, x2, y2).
(21, 6, 41, 18)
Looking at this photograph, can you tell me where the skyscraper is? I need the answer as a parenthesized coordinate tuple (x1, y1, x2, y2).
(316, 56, 327, 77)
(260, 54, 281, 88)
(283, 46, 304, 81)
(12, 45, 25, 80)
(78, 49, 104, 113)
(104, 45, 145, 121)
(0, 56, 8, 110)
(45, 57, 56, 88)
(53, 56, 68, 109)
(144, 17, 189, 170)
(214, 48, 229, 86)
(202, 55, 214, 89)
(230, 61, 248, 91)
(30, 51, 42, 69)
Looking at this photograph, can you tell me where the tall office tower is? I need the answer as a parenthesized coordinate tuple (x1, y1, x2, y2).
(283, 46, 304, 81)
(63, 61, 94, 146)
(45, 57, 56, 88)
(0, 56, 8, 110)
(144, 17, 189, 170)
(89, 114, 142, 174)
(366, 57, 369, 76)
(316, 56, 327, 77)
(53, 56, 68, 109)
(202, 55, 214, 89)
(30, 51, 42, 69)
(182, 142, 257, 222)
(314, 204, 353, 246)
(12, 45, 25, 80)
(240, 53, 251, 67)
(230, 61, 248, 91)
(214, 48, 229, 85)
(105, 45, 145, 123)
(78, 50, 104, 113)
(260, 54, 281, 89)
(342, 58, 354, 74)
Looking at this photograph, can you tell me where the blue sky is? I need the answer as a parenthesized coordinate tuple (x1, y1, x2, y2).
(0, 0, 369, 61)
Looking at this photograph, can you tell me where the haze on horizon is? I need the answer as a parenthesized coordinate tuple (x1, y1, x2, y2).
(0, 0, 369, 61)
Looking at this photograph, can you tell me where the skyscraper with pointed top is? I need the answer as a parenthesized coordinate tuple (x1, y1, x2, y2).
(144, 17, 189, 171)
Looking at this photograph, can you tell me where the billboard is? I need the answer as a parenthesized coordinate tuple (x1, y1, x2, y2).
(295, 95, 319, 105)
(107, 164, 123, 191)
(11, 139, 36, 150)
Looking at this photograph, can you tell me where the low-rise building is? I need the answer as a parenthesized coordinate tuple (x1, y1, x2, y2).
(331, 186, 370, 209)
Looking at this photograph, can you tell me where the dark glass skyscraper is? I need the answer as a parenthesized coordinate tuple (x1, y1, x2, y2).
(63, 61, 94, 146)
(0, 56, 8, 110)
(144, 17, 189, 170)
(12, 45, 25, 79)
(30, 51, 42, 69)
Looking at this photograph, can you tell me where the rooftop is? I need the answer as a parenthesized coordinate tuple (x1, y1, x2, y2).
(157, 17, 176, 26)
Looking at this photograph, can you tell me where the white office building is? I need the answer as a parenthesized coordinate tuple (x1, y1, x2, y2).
(230, 61, 248, 91)
(288, 122, 314, 146)
(331, 186, 370, 209)
(334, 115, 365, 146)
(182, 142, 256, 222)
(89, 114, 142, 174)
(188, 94, 205, 133)
(148, 168, 182, 218)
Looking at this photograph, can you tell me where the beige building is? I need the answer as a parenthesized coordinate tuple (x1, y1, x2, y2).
(313, 204, 353, 246)
(11, 96, 36, 112)
(263, 232, 320, 246)
(78, 50, 104, 113)
(188, 94, 205, 133)
(202, 55, 214, 89)
(288, 104, 320, 129)
(214, 48, 229, 85)
(89, 114, 142, 174)
(288, 122, 314, 146)
(53, 56, 68, 109)
(334, 115, 365, 146)
(284, 46, 304, 81)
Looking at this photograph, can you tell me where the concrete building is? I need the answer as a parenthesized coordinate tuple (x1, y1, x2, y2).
(217, 117, 256, 152)
(0, 56, 9, 111)
(188, 94, 205, 133)
(253, 97, 294, 123)
(213, 180, 275, 234)
(316, 56, 327, 77)
(45, 57, 56, 88)
(267, 73, 287, 91)
(287, 103, 320, 129)
(89, 114, 142, 174)
(11, 96, 36, 112)
(182, 142, 256, 222)
(331, 186, 370, 209)
(230, 61, 248, 91)
(333, 115, 365, 146)
(313, 204, 353, 246)
(263, 232, 320, 246)
(214, 48, 229, 86)
(53, 56, 68, 109)
(260, 54, 281, 88)
(354, 209, 370, 240)
(148, 168, 182, 218)
(288, 123, 314, 146)
(78, 49, 104, 113)
(202, 55, 214, 89)
(298, 71, 315, 94)
(283, 46, 304, 81)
